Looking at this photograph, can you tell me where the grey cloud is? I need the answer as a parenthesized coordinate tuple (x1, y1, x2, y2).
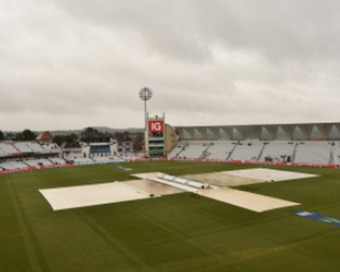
(52, 0, 211, 63)
(53, 0, 340, 64)
(1, 0, 340, 130)
(193, 0, 340, 63)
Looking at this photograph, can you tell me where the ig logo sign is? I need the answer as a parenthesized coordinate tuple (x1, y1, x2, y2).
(148, 121, 164, 132)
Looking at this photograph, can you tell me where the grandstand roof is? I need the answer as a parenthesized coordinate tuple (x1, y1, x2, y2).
(175, 122, 340, 141)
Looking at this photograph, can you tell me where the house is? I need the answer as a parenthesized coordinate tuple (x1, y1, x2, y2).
(36, 131, 53, 144)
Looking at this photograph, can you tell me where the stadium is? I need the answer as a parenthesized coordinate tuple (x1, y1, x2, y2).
(2, 119, 340, 272)
(3, 1, 340, 271)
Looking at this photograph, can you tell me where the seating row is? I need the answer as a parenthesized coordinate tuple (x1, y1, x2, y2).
(169, 141, 336, 164)
(0, 142, 60, 156)
(0, 158, 67, 171)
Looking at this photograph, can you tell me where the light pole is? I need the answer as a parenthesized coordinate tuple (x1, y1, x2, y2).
(139, 87, 153, 156)
(139, 87, 153, 131)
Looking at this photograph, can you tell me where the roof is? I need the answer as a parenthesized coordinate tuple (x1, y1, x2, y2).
(36, 131, 53, 141)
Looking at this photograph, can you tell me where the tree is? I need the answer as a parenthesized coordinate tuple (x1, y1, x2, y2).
(0, 130, 3, 141)
(21, 129, 36, 141)
(84, 127, 96, 134)
(133, 132, 144, 152)
(54, 134, 78, 146)
(80, 127, 111, 143)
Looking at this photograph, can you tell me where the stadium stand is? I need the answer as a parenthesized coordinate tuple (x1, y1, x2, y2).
(167, 145, 184, 158)
(89, 145, 111, 157)
(42, 143, 60, 152)
(172, 123, 340, 167)
(0, 161, 29, 170)
(28, 142, 45, 153)
(0, 148, 7, 157)
(92, 156, 126, 164)
(24, 159, 53, 168)
(229, 141, 264, 161)
(0, 143, 19, 156)
(49, 158, 67, 165)
(205, 142, 237, 160)
(71, 157, 95, 166)
(0, 140, 69, 173)
(171, 139, 337, 166)
(13, 142, 33, 153)
(178, 143, 207, 159)
(333, 144, 340, 164)
(259, 141, 296, 162)
(1, 122, 340, 172)
(294, 142, 332, 164)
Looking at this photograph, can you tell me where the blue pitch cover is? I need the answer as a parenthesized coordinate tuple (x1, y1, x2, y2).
(293, 210, 340, 227)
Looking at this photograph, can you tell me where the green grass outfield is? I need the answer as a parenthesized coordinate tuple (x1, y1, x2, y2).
(1, 161, 340, 272)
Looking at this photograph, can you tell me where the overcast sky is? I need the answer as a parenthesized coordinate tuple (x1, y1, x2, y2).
(1, 0, 340, 131)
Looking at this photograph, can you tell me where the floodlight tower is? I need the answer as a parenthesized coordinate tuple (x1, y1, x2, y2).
(139, 87, 153, 129)
(139, 87, 153, 156)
